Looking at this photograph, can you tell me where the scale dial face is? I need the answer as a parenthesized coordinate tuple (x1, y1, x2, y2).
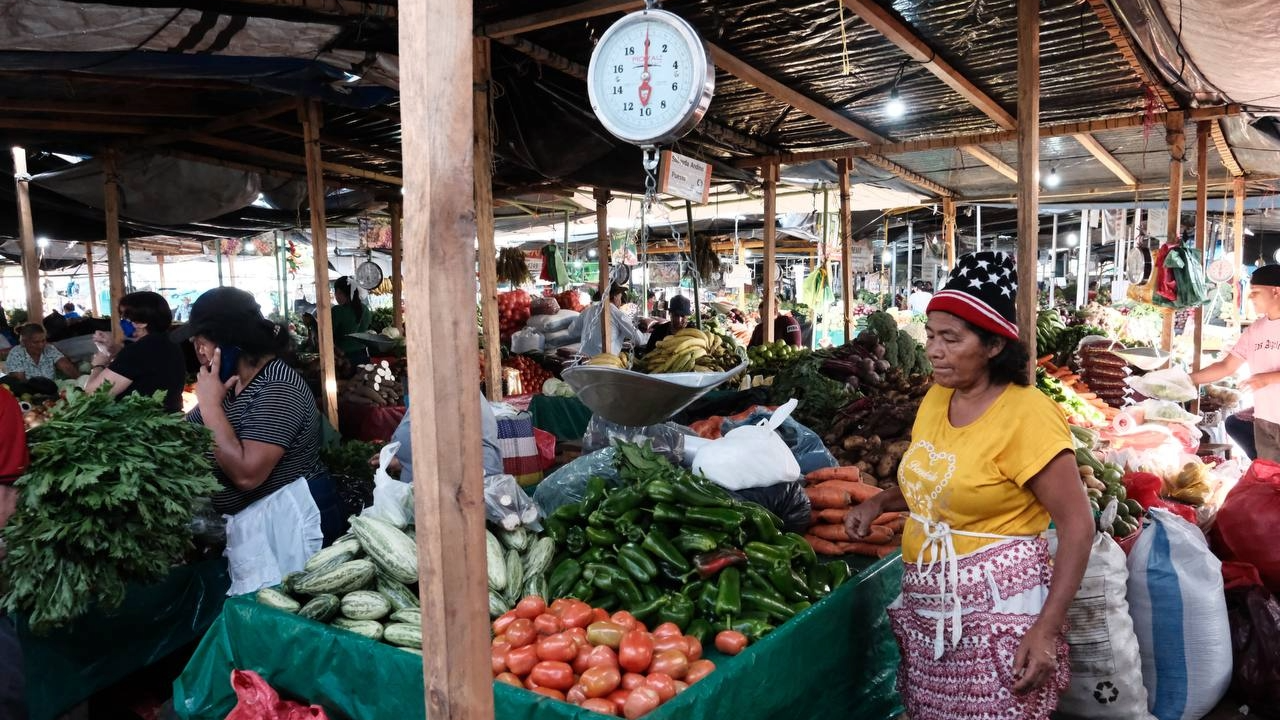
(354, 260, 384, 291)
(1126, 247, 1151, 284)
(587, 9, 715, 146)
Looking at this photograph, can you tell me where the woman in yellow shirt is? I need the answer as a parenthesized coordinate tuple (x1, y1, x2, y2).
(847, 251, 1093, 720)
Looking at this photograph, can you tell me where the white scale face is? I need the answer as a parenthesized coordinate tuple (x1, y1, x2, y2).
(587, 9, 714, 146)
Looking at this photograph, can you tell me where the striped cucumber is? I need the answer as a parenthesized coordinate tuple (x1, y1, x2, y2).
(298, 594, 340, 623)
(304, 537, 363, 572)
(341, 590, 392, 621)
(383, 623, 422, 648)
(486, 531, 507, 592)
(488, 590, 510, 617)
(256, 587, 300, 613)
(377, 576, 419, 612)
(399, 646, 423, 656)
(497, 526, 532, 552)
(522, 537, 555, 578)
(293, 559, 376, 595)
(350, 515, 419, 585)
(505, 549, 524, 602)
(331, 618, 383, 641)
(390, 608, 421, 626)
(280, 572, 306, 595)
(523, 575, 548, 601)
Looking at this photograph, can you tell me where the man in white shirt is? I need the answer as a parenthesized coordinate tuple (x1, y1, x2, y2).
(568, 284, 647, 356)
(907, 281, 934, 315)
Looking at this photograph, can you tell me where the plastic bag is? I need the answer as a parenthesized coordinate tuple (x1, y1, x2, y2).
(483, 474, 542, 531)
(1125, 368, 1198, 403)
(582, 415, 688, 465)
(1226, 580, 1280, 718)
(1127, 508, 1232, 720)
(510, 327, 544, 354)
(728, 482, 812, 534)
(525, 309, 579, 334)
(717, 405, 837, 475)
(360, 442, 414, 529)
(225, 670, 329, 720)
(1211, 459, 1280, 595)
(691, 400, 804, 490)
(531, 448, 620, 515)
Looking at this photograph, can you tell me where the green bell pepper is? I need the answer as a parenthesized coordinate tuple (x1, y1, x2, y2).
(645, 480, 679, 503)
(715, 567, 742, 616)
(598, 485, 646, 518)
(673, 478, 737, 508)
(550, 501, 583, 522)
(651, 502, 685, 524)
(743, 505, 783, 542)
(745, 541, 793, 567)
(617, 543, 659, 584)
(581, 476, 608, 514)
(684, 618, 713, 644)
(565, 526, 587, 554)
(642, 530, 691, 572)
(547, 558, 583, 598)
(685, 506, 747, 531)
(744, 568, 787, 604)
(543, 516, 568, 544)
(656, 593, 695, 630)
(782, 532, 818, 568)
(769, 565, 806, 603)
(615, 509, 648, 544)
(806, 563, 831, 596)
(827, 560, 850, 589)
(722, 616, 773, 641)
(743, 588, 796, 621)
(629, 595, 669, 622)
(673, 528, 724, 555)
(586, 526, 620, 547)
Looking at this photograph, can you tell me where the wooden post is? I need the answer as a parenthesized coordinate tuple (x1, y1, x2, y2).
(838, 158, 854, 341)
(1016, 0, 1040, 371)
(401, 0, 494, 714)
(905, 221, 914, 292)
(11, 147, 42, 321)
(1233, 176, 1246, 326)
(943, 197, 956, 269)
(1162, 111, 1185, 352)
(227, 244, 238, 288)
(975, 204, 982, 253)
(85, 243, 99, 316)
(300, 99, 340, 430)
(103, 151, 126, 345)
(762, 161, 778, 342)
(390, 202, 405, 333)
(1076, 212, 1089, 309)
(1049, 214, 1058, 307)
(1192, 120, 1210, 381)
(156, 254, 166, 289)
(595, 188, 613, 354)
(473, 40, 504, 398)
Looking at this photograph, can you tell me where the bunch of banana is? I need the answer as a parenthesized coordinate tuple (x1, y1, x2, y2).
(1036, 310, 1066, 355)
(641, 328, 726, 373)
(585, 352, 629, 369)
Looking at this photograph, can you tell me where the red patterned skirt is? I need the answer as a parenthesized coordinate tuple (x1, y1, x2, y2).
(887, 538, 1069, 720)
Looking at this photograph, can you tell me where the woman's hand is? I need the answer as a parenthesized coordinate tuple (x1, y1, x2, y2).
(91, 351, 112, 370)
(196, 348, 237, 408)
(843, 496, 883, 540)
(1011, 621, 1061, 694)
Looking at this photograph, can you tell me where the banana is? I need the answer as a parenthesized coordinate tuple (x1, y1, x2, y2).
(673, 328, 708, 343)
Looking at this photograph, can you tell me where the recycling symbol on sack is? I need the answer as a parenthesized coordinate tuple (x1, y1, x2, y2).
(1093, 681, 1119, 704)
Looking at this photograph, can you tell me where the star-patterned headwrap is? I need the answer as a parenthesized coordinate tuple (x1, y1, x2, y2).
(926, 251, 1019, 340)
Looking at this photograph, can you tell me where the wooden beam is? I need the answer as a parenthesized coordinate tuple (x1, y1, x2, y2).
(390, 202, 404, 333)
(187, 133, 404, 186)
(482, 0, 641, 38)
(0, 98, 217, 119)
(0, 118, 152, 134)
(838, 158, 854, 342)
(962, 145, 1018, 182)
(252, 120, 403, 164)
(474, 38, 504, 401)
(85, 243, 99, 317)
(1016, 0, 1040, 378)
(156, 254, 166, 289)
(1073, 133, 1137, 187)
(706, 42, 888, 146)
(762, 161, 779, 342)
(841, 0, 1015, 130)
(103, 151, 126, 345)
(232, 0, 396, 16)
(942, 196, 957, 269)
(1192, 120, 1209, 381)
(1162, 111, 1185, 352)
(11, 148, 42, 321)
(138, 98, 300, 148)
(300, 100, 340, 430)
(402, 0, 493, 714)
(595, 188, 614, 354)
(1210, 120, 1245, 178)
(861, 154, 955, 197)
(1083, 0, 1178, 109)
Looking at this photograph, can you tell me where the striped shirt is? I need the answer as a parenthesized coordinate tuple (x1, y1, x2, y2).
(187, 359, 323, 515)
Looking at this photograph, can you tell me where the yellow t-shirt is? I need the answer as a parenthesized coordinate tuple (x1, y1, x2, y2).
(899, 383, 1073, 561)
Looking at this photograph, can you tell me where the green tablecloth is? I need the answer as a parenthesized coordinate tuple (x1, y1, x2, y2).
(528, 395, 595, 442)
(21, 557, 230, 720)
(173, 554, 903, 720)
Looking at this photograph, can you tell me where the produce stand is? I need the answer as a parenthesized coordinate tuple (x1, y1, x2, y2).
(338, 401, 406, 443)
(21, 557, 229, 720)
(173, 554, 902, 720)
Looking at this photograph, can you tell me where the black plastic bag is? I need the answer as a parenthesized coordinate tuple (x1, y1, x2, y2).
(729, 482, 812, 534)
(1227, 585, 1280, 717)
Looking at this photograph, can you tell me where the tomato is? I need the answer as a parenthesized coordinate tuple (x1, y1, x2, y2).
(607, 689, 631, 713)
(536, 633, 578, 663)
(673, 681, 689, 695)
(566, 685, 588, 706)
(585, 645, 618, 669)
(650, 622, 682, 639)
(617, 630, 654, 674)
(492, 611, 519, 637)
(684, 636, 702, 662)
(531, 687, 566, 701)
(610, 611, 638, 631)
(515, 596, 547, 620)
(623, 686, 662, 719)
(651, 635, 687, 655)
(533, 613, 563, 636)
(648, 650, 689, 680)
(686, 659, 715, 684)
(491, 642, 511, 675)
(620, 673, 645, 691)
(592, 608, 611, 623)
(581, 698, 618, 716)
(495, 672, 523, 688)
(561, 602, 595, 630)
(586, 622, 626, 649)
(549, 598, 572, 617)
(505, 645, 539, 677)
(505, 619, 536, 648)
(572, 643, 594, 675)
(714, 630, 748, 656)
(564, 626, 589, 647)
(529, 661, 576, 691)
(579, 664, 622, 698)
(642, 673, 676, 702)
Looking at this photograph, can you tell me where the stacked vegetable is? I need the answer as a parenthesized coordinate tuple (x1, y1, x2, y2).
(540, 443, 843, 648)
(864, 311, 930, 376)
(822, 376, 929, 489)
(1074, 439, 1144, 538)
(801, 467, 905, 558)
(1076, 341, 1132, 409)
(486, 526, 557, 617)
(746, 340, 804, 376)
(554, 290, 587, 313)
(343, 360, 404, 407)
(1035, 365, 1108, 428)
(503, 355, 554, 395)
(498, 289, 533, 337)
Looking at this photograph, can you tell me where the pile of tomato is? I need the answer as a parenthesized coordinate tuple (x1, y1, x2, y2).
(498, 290, 533, 336)
(492, 596, 747, 717)
(502, 355, 553, 396)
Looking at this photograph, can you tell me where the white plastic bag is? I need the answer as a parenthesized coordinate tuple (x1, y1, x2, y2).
(361, 441, 414, 528)
(483, 473, 542, 531)
(1125, 368, 1198, 403)
(1056, 533, 1154, 720)
(691, 399, 802, 490)
(1126, 508, 1231, 720)
(511, 327, 545, 354)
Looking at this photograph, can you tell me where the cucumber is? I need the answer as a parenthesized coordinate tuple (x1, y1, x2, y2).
(304, 537, 363, 572)
(293, 559, 377, 596)
(489, 590, 510, 617)
(523, 574, 548, 601)
(498, 527, 532, 552)
(256, 587, 300, 613)
(384, 623, 423, 648)
(399, 646, 423, 656)
(522, 537, 555, 578)
(1123, 499, 1144, 518)
(298, 594, 340, 622)
(280, 571, 306, 595)
(390, 608, 421, 626)
(486, 531, 507, 592)
(350, 516, 419, 585)
(342, 590, 392, 621)
(505, 549, 524, 605)
(377, 576, 420, 612)
(331, 618, 383, 641)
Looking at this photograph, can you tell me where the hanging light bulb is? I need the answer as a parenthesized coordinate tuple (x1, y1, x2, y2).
(881, 250, 893, 262)
(587, 248, 598, 258)
(1065, 232, 1078, 246)
(1044, 167, 1061, 188)
(37, 237, 49, 249)
(885, 86, 905, 119)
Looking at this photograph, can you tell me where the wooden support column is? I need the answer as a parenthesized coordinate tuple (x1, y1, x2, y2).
(1233, 177, 1246, 325)
(1076, 212, 1089, 309)
(943, 197, 956, 269)
(1192, 120, 1210, 380)
(595, 188, 613, 354)
(390, 202, 405, 333)
(838, 159, 854, 341)
(401, 0, 493, 713)
(85, 243, 99, 316)
(1162, 111, 1185, 352)
(300, 99, 340, 430)
(1016, 0, 1040, 373)
(103, 151, 126, 345)
(227, 246, 238, 287)
(11, 147, 41, 320)
(156, 254, 166, 289)
(474, 38, 504, 399)
(762, 161, 779, 342)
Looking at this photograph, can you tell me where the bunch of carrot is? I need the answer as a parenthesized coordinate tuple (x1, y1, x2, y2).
(1037, 356, 1120, 421)
(800, 466, 905, 559)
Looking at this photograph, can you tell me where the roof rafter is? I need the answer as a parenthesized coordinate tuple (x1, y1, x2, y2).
(861, 154, 954, 197)
(481, 0, 642, 39)
(1209, 120, 1245, 177)
(1072, 133, 1137, 187)
(184, 133, 402, 185)
(252, 119, 402, 165)
(1083, 0, 1178, 108)
(961, 145, 1017, 182)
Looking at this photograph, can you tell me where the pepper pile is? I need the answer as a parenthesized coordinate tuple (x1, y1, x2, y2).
(542, 443, 847, 647)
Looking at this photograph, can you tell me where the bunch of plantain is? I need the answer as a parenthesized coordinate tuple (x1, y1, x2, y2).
(584, 352, 629, 369)
(497, 248, 531, 286)
(640, 328, 740, 374)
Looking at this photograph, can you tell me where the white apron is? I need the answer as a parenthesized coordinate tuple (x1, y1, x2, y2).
(224, 477, 323, 596)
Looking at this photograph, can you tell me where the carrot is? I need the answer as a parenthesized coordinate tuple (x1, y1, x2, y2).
(811, 523, 893, 545)
(818, 508, 851, 524)
(809, 511, 822, 527)
(813, 480, 882, 503)
(804, 486, 851, 509)
(803, 534, 847, 556)
(809, 524, 852, 541)
(876, 515, 907, 534)
(1037, 355, 1054, 367)
(870, 512, 903, 527)
(835, 541, 899, 559)
(804, 466, 861, 484)
(860, 525, 894, 545)
(1051, 367, 1072, 378)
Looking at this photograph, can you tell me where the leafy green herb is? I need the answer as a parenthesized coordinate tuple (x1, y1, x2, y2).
(1, 390, 220, 634)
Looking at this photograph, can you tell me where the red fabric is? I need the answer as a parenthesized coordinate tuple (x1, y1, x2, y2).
(224, 670, 329, 720)
(1154, 243, 1178, 302)
(1211, 460, 1280, 595)
(534, 428, 557, 471)
(338, 402, 406, 443)
(0, 387, 27, 484)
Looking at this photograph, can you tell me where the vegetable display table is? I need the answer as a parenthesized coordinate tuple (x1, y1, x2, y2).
(528, 395, 595, 442)
(20, 557, 230, 720)
(173, 554, 903, 720)
(338, 402, 406, 443)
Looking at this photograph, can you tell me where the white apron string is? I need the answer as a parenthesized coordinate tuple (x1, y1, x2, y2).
(909, 513, 1038, 660)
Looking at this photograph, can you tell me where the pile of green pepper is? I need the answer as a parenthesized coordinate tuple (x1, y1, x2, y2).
(543, 442, 853, 645)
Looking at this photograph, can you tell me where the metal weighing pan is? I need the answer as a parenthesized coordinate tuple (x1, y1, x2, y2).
(561, 362, 748, 426)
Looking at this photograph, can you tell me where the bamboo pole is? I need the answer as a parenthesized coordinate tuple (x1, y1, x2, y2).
(1017, 0, 1040, 370)
(943, 197, 956, 269)
(838, 158, 853, 342)
(400, 0, 493, 713)
(156, 254, 166, 289)
(300, 99, 340, 430)
(1192, 120, 1210, 382)
(595, 188, 613, 354)
(103, 151, 126, 345)
(1077, 212, 1089, 308)
(906, 221, 914, 292)
(390, 202, 405, 333)
(1162, 111, 1185, 352)
(474, 38, 504, 400)
(1233, 176, 1245, 327)
(1049, 214, 1058, 307)
(11, 148, 41, 321)
(85, 243, 99, 316)
(762, 161, 778, 342)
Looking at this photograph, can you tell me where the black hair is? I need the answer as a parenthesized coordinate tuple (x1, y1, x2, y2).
(199, 319, 293, 365)
(120, 291, 173, 332)
(17, 323, 45, 340)
(63, 302, 75, 312)
(608, 284, 629, 303)
(965, 320, 1032, 386)
(335, 277, 366, 320)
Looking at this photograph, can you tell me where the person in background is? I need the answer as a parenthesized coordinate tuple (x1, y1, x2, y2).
(845, 252, 1091, 719)
(908, 281, 935, 315)
(380, 393, 505, 483)
(4, 324, 79, 381)
(748, 292, 802, 347)
(41, 308, 68, 341)
(0, 306, 15, 348)
(1190, 264, 1280, 462)
(331, 277, 372, 363)
(84, 292, 186, 412)
(177, 287, 341, 595)
(645, 294, 692, 352)
(1225, 408, 1257, 460)
(568, 283, 647, 356)
(61, 303, 80, 320)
